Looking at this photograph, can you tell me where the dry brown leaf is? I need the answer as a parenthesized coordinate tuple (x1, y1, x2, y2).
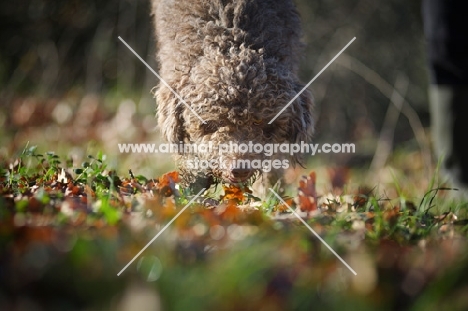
(158, 171, 179, 197)
(297, 171, 317, 212)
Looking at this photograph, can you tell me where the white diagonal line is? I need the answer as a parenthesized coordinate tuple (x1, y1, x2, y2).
(268, 37, 356, 124)
(117, 188, 206, 276)
(118, 36, 206, 124)
(269, 188, 357, 275)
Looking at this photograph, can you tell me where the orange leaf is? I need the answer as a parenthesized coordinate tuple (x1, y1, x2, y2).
(297, 171, 317, 212)
(221, 184, 249, 203)
(275, 197, 294, 213)
(218, 201, 242, 222)
(158, 171, 179, 197)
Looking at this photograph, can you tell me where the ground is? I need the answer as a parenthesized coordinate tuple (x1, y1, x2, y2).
(1, 126, 468, 310)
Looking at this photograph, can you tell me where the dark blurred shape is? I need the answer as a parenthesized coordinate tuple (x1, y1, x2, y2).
(423, 0, 468, 190)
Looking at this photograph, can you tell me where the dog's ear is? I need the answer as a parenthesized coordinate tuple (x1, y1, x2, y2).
(291, 88, 315, 144)
(288, 87, 314, 166)
(155, 87, 187, 143)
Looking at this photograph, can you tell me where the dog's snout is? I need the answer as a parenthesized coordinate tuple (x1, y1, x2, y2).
(231, 168, 253, 182)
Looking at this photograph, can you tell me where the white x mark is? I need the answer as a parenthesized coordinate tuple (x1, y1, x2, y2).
(268, 37, 356, 124)
(118, 36, 206, 124)
(269, 188, 357, 275)
(117, 188, 206, 276)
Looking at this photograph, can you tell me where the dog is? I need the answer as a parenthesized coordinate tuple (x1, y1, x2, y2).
(152, 0, 314, 192)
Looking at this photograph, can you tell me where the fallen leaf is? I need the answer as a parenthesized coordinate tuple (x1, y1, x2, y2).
(296, 171, 317, 213)
(158, 171, 179, 197)
(222, 184, 249, 203)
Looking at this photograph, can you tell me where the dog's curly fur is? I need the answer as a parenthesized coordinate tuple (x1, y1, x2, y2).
(152, 0, 314, 189)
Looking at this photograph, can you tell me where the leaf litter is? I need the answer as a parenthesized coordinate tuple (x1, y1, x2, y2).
(2, 149, 468, 309)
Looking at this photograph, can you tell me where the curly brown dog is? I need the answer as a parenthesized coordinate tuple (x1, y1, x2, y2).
(152, 0, 314, 192)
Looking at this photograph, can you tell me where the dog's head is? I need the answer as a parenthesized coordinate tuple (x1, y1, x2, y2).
(153, 0, 312, 186)
(156, 52, 314, 185)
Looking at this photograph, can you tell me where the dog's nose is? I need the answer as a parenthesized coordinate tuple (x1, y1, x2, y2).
(231, 168, 252, 182)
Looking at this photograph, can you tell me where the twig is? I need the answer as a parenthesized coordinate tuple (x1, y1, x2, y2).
(370, 73, 409, 171)
(336, 55, 432, 177)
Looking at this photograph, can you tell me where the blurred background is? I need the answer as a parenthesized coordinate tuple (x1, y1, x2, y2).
(4, 2, 467, 311)
(0, 0, 430, 183)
